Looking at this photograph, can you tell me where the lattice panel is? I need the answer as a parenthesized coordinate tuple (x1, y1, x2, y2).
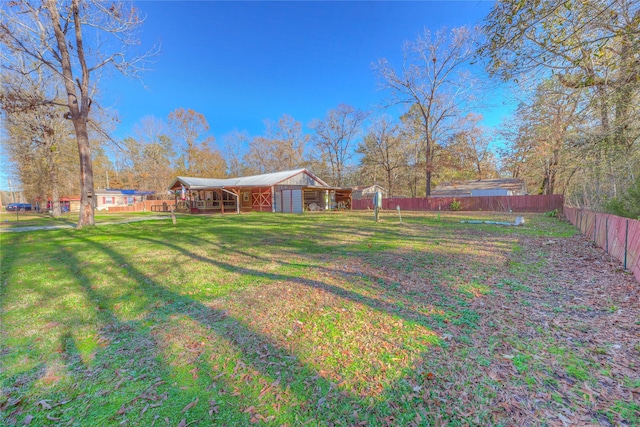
(252, 192, 271, 207)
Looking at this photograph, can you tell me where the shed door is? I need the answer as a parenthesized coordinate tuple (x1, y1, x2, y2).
(279, 189, 302, 213)
(274, 191, 281, 212)
(281, 190, 292, 213)
(291, 189, 303, 213)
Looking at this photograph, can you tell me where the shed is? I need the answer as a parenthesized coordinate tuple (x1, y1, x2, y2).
(351, 184, 386, 200)
(431, 178, 526, 197)
(168, 169, 352, 214)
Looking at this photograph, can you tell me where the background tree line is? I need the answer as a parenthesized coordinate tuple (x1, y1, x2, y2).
(1, 0, 638, 224)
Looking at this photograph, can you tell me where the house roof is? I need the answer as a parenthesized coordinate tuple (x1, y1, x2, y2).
(169, 168, 329, 190)
(351, 184, 385, 191)
(94, 189, 154, 196)
(431, 178, 525, 195)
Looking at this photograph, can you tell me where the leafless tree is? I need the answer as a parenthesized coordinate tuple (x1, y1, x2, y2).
(244, 114, 308, 175)
(0, 57, 74, 216)
(222, 130, 250, 177)
(167, 108, 225, 177)
(357, 115, 405, 197)
(311, 104, 368, 187)
(444, 113, 497, 181)
(375, 26, 478, 196)
(1, 0, 157, 228)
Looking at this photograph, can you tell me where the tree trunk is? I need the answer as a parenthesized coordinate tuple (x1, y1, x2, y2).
(47, 148, 62, 218)
(46, 0, 95, 228)
(614, 37, 634, 147)
(424, 135, 432, 197)
(75, 118, 95, 227)
(547, 148, 559, 195)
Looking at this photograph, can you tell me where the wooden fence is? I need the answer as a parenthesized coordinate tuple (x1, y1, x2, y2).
(107, 200, 173, 213)
(564, 207, 640, 283)
(351, 194, 564, 213)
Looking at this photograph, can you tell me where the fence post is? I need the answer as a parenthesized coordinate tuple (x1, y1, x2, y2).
(579, 211, 583, 232)
(624, 219, 629, 270)
(593, 214, 597, 244)
(606, 217, 609, 253)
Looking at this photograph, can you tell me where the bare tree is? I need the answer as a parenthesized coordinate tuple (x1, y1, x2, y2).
(444, 113, 497, 181)
(168, 108, 219, 176)
(498, 80, 583, 195)
(0, 58, 75, 216)
(134, 117, 175, 193)
(357, 116, 405, 197)
(222, 130, 250, 177)
(1, 0, 156, 228)
(311, 104, 368, 187)
(244, 114, 308, 175)
(375, 27, 478, 196)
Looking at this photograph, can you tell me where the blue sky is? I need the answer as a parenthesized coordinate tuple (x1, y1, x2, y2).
(2, 1, 516, 191)
(106, 0, 510, 140)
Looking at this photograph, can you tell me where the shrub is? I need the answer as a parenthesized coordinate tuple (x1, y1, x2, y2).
(544, 209, 559, 218)
(603, 176, 640, 220)
(450, 199, 461, 211)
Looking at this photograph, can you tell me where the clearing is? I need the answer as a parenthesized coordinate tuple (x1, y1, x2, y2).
(1, 211, 638, 426)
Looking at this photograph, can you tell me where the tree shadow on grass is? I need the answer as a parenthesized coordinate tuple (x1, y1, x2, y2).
(0, 234, 44, 393)
(126, 225, 505, 330)
(66, 233, 448, 425)
(35, 244, 311, 426)
(2, 216, 502, 425)
(121, 232, 445, 330)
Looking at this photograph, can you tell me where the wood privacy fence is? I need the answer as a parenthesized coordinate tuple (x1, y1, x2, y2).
(564, 207, 640, 283)
(107, 200, 172, 213)
(351, 194, 564, 213)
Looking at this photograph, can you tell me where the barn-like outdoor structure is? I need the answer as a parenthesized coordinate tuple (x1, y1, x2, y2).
(431, 178, 527, 197)
(168, 169, 352, 214)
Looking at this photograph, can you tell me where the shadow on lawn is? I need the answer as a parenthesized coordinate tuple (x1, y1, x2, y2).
(67, 234, 438, 425)
(0, 233, 49, 421)
(127, 232, 443, 329)
(1, 215, 500, 425)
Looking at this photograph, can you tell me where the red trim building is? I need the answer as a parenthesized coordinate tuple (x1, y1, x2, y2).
(168, 169, 351, 214)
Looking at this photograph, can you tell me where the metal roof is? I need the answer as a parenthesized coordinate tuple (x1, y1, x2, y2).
(95, 189, 154, 196)
(169, 169, 329, 190)
(432, 178, 525, 194)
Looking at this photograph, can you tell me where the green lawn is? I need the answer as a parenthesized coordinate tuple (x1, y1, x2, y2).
(0, 211, 171, 229)
(1, 211, 638, 426)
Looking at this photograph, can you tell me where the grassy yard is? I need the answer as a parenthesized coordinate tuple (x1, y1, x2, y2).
(0, 211, 171, 229)
(1, 211, 638, 426)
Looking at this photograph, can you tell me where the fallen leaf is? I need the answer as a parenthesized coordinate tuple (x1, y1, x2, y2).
(37, 400, 52, 410)
(181, 397, 199, 413)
